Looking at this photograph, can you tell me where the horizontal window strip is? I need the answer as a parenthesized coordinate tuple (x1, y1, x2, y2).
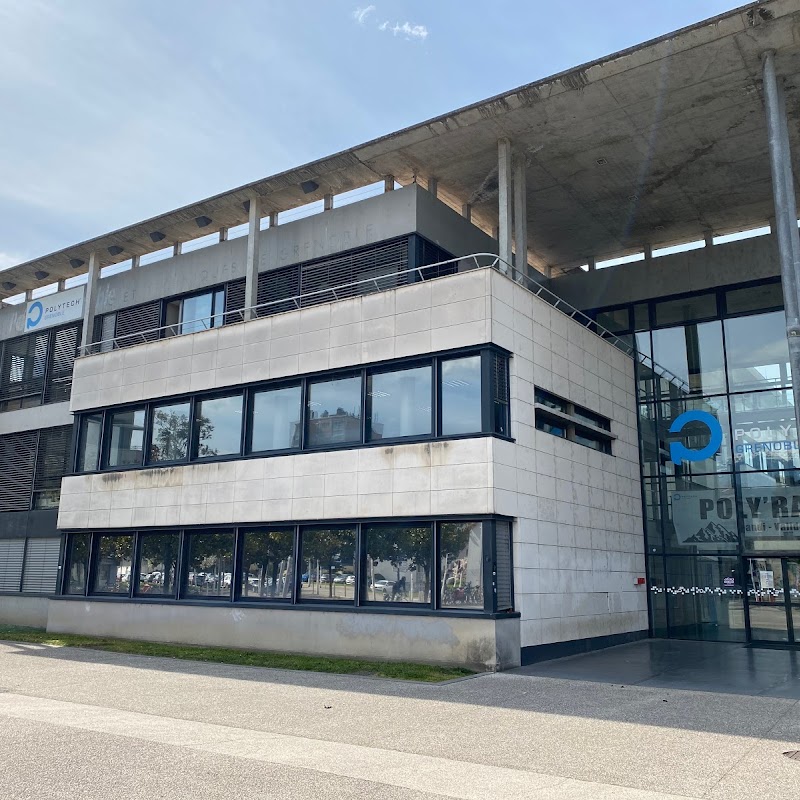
(61, 517, 513, 616)
(75, 346, 511, 474)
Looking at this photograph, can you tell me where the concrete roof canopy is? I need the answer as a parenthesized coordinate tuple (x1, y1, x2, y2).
(3, 0, 798, 298)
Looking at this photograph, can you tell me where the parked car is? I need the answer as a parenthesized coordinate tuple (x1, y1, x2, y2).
(345, 575, 355, 585)
(370, 579, 393, 591)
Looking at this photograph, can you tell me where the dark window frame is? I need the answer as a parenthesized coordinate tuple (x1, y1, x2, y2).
(62, 515, 514, 618)
(534, 387, 614, 455)
(73, 346, 513, 475)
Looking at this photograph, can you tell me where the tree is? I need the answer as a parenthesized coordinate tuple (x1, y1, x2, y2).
(366, 525, 432, 602)
(149, 409, 214, 461)
(242, 530, 293, 598)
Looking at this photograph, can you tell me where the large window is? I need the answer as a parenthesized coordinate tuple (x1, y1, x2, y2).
(165, 289, 226, 336)
(367, 365, 432, 441)
(183, 531, 234, 599)
(651, 321, 726, 398)
(65, 533, 91, 595)
(725, 310, 791, 392)
(306, 376, 362, 448)
(78, 414, 102, 472)
(299, 527, 356, 602)
(363, 524, 432, 604)
(440, 355, 482, 435)
(149, 402, 191, 463)
(137, 532, 180, 596)
(75, 348, 509, 473)
(240, 529, 294, 599)
(250, 385, 302, 453)
(91, 534, 133, 595)
(107, 408, 146, 468)
(194, 395, 243, 458)
(64, 518, 510, 613)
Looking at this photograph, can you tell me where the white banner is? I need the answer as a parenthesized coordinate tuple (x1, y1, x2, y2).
(25, 286, 84, 333)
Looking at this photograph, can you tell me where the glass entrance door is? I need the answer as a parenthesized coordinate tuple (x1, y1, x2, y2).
(745, 557, 799, 644)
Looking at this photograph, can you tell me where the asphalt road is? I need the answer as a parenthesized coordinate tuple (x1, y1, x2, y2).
(0, 640, 799, 799)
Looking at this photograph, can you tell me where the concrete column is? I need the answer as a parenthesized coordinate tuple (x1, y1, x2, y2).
(428, 178, 438, 199)
(704, 232, 714, 248)
(79, 251, 100, 352)
(762, 49, 800, 427)
(131, 255, 140, 269)
(587, 257, 596, 272)
(219, 227, 229, 242)
(173, 242, 182, 257)
(384, 175, 395, 192)
(323, 194, 334, 211)
(497, 139, 513, 273)
(24, 290, 33, 301)
(244, 195, 261, 321)
(513, 154, 527, 279)
(269, 212, 278, 228)
(777, 80, 800, 267)
(643, 244, 653, 262)
(57, 280, 66, 291)
(461, 203, 472, 222)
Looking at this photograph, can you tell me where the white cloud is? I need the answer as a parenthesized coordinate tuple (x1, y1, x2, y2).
(378, 20, 428, 41)
(352, 5, 376, 25)
(0, 252, 22, 272)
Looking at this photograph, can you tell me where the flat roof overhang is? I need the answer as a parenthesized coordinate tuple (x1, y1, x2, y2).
(3, 0, 799, 298)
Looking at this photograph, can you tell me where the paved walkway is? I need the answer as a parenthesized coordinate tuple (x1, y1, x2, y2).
(0, 639, 798, 799)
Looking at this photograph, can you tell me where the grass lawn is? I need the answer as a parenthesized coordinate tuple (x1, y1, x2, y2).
(0, 625, 473, 683)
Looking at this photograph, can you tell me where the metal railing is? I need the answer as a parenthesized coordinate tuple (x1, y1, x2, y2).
(79, 252, 689, 393)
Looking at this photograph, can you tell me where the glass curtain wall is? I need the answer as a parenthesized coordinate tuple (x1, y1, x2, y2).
(600, 279, 798, 642)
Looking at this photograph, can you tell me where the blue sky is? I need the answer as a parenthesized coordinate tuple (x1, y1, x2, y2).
(0, 0, 747, 269)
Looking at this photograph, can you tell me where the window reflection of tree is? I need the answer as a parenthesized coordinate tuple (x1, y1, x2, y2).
(440, 522, 483, 608)
(365, 525, 432, 603)
(186, 533, 233, 595)
(138, 534, 179, 595)
(242, 530, 294, 599)
(302, 528, 355, 599)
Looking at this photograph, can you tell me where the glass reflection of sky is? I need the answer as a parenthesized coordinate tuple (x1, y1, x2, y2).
(197, 395, 242, 457)
(369, 366, 431, 439)
(441, 356, 481, 435)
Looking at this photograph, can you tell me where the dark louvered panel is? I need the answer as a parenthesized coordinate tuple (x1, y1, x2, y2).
(21, 537, 61, 594)
(0, 430, 36, 512)
(418, 238, 456, 280)
(224, 278, 246, 324)
(44, 324, 81, 403)
(493, 352, 509, 404)
(0, 332, 48, 403)
(114, 300, 161, 348)
(256, 264, 301, 316)
(33, 426, 72, 511)
(0, 539, 24, 592)
(93, 312, 117, 352)
(299, 238, 409, 307)
(495, 520, 513, 612)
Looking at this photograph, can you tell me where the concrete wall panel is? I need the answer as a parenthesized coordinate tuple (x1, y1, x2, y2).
(46, 600, 521, 671)
(0, 596, 49, 628)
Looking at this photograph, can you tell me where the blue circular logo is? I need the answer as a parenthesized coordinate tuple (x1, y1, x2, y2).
(26, 301, 43, 330)
(668, 409, 723, 464)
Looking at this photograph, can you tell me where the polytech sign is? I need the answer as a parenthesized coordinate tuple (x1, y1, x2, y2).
(25, 286, 85, 333)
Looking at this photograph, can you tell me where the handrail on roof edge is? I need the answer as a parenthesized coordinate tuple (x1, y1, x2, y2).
(78, 252, 689, 393)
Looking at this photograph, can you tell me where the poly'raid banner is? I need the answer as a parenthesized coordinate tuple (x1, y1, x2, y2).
(671, 485, 800, 546)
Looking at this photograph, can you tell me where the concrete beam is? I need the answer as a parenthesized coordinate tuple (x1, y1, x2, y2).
(79, 251, 100, 352)
(244, 195, 261, 320)
(498, 139, 513, 273)
(513, 154, 527, 278)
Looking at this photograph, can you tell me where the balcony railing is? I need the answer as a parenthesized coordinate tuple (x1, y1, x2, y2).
(78, 253, 688, 393)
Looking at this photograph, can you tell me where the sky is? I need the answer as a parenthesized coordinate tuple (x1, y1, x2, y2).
(0, 0, 750, 270)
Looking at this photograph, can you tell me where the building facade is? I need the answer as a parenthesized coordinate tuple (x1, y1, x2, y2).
(0, 1, 798, 667)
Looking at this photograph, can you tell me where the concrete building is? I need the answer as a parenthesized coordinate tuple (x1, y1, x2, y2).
(0, 0, 799, 668)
